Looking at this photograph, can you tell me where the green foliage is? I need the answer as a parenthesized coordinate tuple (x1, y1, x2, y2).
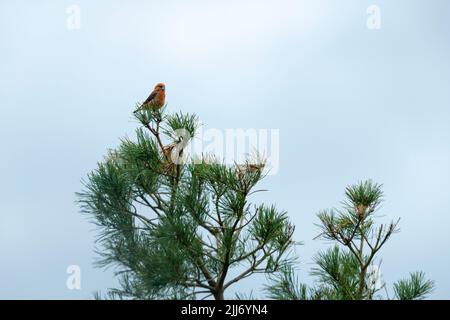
(78, 105, 436, 300)
(133, 107, 164, 126)
(310, 246, 360, 300)
(77, 107, 296, 300)
(267, 180, 435, 300)
(163, 112, 198, 142)
(344, 180, 383, 211)
(235, 291, 257, 300)
(265, 266, 308, 300)
(394, 272, 435, 300)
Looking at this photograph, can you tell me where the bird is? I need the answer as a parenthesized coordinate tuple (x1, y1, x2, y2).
(135, 83, 166, 112)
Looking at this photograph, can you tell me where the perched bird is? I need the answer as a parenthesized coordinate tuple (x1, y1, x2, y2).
(135, 83, 166, 112)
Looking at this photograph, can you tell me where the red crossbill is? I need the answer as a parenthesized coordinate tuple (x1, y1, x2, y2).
(136, 83, 166, 112)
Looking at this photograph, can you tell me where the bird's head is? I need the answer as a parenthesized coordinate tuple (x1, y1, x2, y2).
(155, 83, 166, 92)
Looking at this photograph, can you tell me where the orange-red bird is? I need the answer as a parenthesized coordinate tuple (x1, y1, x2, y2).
(138, 83, 166, 111)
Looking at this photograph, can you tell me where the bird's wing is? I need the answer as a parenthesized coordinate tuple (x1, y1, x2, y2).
(143, 90, 157, 104)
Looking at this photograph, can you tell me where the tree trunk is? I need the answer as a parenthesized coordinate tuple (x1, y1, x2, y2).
(358, 266, 367, 299)
(357, 223, 366, 299)
(214, 288, 225, 300)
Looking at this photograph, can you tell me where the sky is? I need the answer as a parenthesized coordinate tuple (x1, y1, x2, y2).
(0, 0, 449, 299)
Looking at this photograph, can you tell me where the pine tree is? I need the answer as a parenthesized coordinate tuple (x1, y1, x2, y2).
(266, 180, 434, 300)
(77, 107, 296, 300)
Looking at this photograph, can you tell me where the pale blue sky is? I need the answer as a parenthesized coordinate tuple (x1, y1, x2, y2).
(1, 0, 449, 299)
